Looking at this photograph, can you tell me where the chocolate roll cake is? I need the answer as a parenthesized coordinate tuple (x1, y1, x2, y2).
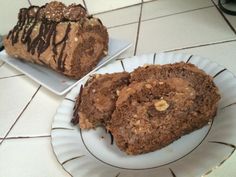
(4, 1, 108, 79)
(72, 72, 130, 129)
(109, 75, 220, 155)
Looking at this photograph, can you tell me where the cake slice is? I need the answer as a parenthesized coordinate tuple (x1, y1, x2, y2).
(72, 72, 130, 129)
(109, 75, 220, 155)
(71, 62, 220, 155)
(107, 62, 220, 155)
(4, 1, 108, 79)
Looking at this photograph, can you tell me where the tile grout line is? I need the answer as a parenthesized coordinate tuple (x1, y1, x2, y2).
(210, 0, 236, 35)
(0, 135, 51, 140)
(89, 0, 228, 16)
(141, 5, 214, 23)
(116, 39, 236, 59)
(92, 0, 173, 16)
(0, 74, 25, 80)
(165, 38, 236, 52)
(107, 21, 138, 30)
(82, 0, 88, 12)
(27, 0, 32, 6)
(91, 0, 149, 16)
(25, 0, 157, 16)
(134, 0, 144, 55)
(106, 5, 214, 30)
(0, 85, 41, 145)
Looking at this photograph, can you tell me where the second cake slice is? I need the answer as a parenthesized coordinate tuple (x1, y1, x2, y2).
(72, 72, 130, 129)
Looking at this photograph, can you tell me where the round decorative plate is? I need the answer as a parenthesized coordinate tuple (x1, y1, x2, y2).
(51, 52, 236, 177)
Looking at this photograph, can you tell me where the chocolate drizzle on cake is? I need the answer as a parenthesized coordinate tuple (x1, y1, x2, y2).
(4, 1, 109, 79)
(6, 1, 104, 71)
(7, 8, 28, 45)
(55, 23, 71, 71)
(29, 21, 56, 56)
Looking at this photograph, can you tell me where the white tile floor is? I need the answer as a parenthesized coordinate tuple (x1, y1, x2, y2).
(7, 87, 63, 137)
(0, 138, 70, 177)
(0, 0, 29, 35)
(0, 64, 22, 78)
(137, 7, 235, 54)
(85, 0, 141, 14)
(108, 23, 139, 57)
(141, 0, 213, 21)
(175, 41, 236, 74)
(95, 4, 141, 28)
(0, 76, 39, 139)
(0, 0, 236, 177)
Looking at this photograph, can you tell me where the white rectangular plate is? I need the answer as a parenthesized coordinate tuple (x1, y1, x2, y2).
(0, 38, 132, 95)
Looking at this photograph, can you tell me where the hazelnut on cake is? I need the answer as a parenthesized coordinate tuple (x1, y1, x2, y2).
(4, 1, 108, 79)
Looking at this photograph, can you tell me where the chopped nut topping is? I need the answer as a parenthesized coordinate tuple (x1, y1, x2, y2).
(44, 1, 66, 22)
(154, 99, 169, 111)
(116, 90, 120, 96)
(145, 84, 152, 89)
(126, 88, 132, 92)
(143, 64, 150, 68)
(63, 4, 86, 21)
(95, 74, 101, 79)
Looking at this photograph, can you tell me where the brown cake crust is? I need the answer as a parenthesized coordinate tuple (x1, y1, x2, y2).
(109, 62, 220, 155)
(72, 72, 130, 129)
(3, 1, 108, 79)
